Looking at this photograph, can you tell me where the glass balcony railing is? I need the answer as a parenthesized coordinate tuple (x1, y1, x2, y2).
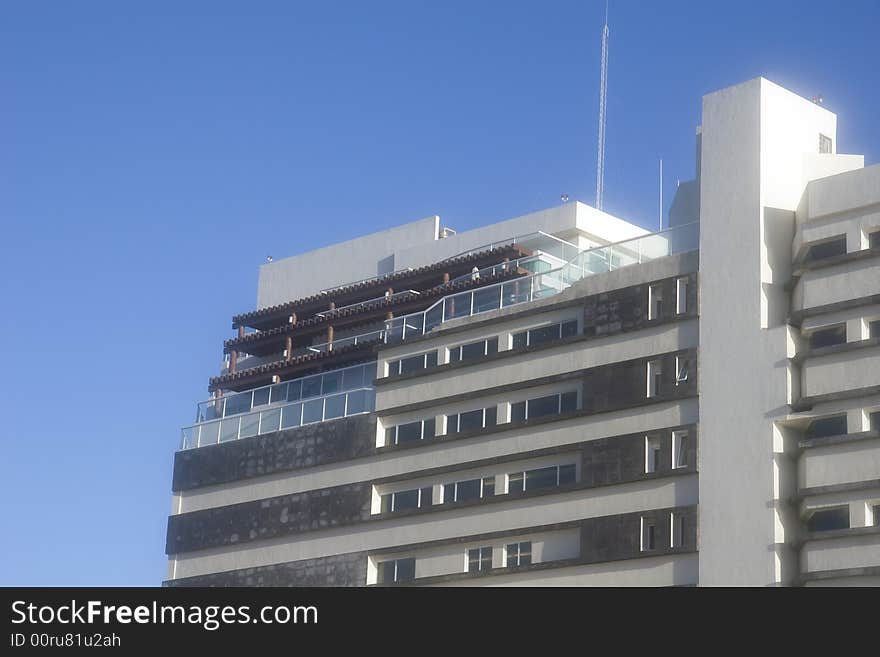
(447, 230, 582, 263)
(196, 362, 375, 423)
(182, 386, 376, 450)
(385, 221, 699, 342)
(446, 252, 565, 286)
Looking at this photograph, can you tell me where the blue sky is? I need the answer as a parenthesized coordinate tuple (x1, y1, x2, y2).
(0, 1, 877, 585)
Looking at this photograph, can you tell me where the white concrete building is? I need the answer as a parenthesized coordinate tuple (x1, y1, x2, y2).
(165, 77, 880, 586)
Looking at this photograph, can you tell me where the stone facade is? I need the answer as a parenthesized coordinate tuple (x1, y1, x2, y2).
(166, 481, 373, 554)
(172, 414, 376, 492)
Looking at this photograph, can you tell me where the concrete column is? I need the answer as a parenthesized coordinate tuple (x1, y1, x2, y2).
(285, 336, 292, 362)
(237, 326, 244, 338)
(229, 350, 238, 373)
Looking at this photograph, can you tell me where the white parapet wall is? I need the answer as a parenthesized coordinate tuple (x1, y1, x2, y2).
(255, 202, 648, 308)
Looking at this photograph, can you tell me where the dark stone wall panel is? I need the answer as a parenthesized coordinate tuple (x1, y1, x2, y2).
(582, 349, 698, 415)
(581, 427, 697, 486)
(583, 273, 698, 338)
(166, 482, 373, 555)
(580, 506, 697, 564)
(165, 551, 367, 587)
(172, 414, 376, 492)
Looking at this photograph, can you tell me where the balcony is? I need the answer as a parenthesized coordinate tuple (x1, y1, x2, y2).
(385, 221, 700, 342)
(182, 363, 376, 450)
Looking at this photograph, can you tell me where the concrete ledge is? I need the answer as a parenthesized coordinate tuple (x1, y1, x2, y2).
(797, 478, 880, 499)
(791, 384, 880, 412)
(792, 336, 880, 364)
(792, 245, 880, 278)
(799, 564, 880, 584)
(803, 524, 880, 543)
(798, 429, 880, 450)
(788, 293, 880, 327)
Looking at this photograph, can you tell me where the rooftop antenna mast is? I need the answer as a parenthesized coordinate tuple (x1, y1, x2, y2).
(595, 0, 610, 210)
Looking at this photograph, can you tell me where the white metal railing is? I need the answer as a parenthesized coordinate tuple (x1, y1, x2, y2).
(447, 252, 565, 286)
(319, 268, 415, 295)
(447, 230, 581, 262)
(197, 362, 375, 423)
(182, 386, 376, 450)
(315, 290, 420, 317)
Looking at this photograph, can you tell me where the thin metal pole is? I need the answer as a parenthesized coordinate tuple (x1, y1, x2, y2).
(659, 158, 663, 231)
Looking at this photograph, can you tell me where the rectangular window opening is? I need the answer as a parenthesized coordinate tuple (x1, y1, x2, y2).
(467, 547, 492, 573)
(641, 518, 656, 551)
(675, 356, 689, 385)
(807, 324, 846, 350)
(670, 513, 684, 548)
(645, 435, 661, 474)
(647, 360, 662, 398)
(648, 284, 663, 320)
(806, 506, 849, 532)
(805, 415, 847, 440)
(803, 235, 846, 263)
(378, 557, 416, 584)
(505, 541, 532, 568)
(675, 277, 688, 315)
(672, 431, 689, 469)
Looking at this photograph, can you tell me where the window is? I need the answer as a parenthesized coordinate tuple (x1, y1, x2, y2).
(647, 360, 662, 398)
(388, 351, 438, 377)
(805, 415, 847, 439)
(443, 477, 495, 504)
(806, 507, 849, 532)
(505, 541, 532, 567)
(672, 431, 689, 469)
(675, 277, 688, 315)
(675, 355, 689, 385)
(377, 557, 416, 584)
(467, 547, 492, 573)
(507, 464, 576, 494)
(512, 319, 579, 349)
(670, 512, 685, 548)
(871, 411, 880, 432)
(645, 435, 661, 474)
(807, 324, 846, 350)
(648, 284, 664, 320)
(870, 320, 880, 340)
(641, 518, 656, 551)
(875, 505, 880, 527)
(446, 406, 497, 434)
(819, 133, 833, 154)
(449, 337, 499, 364)
(803, 235, 846, 263)
(510, 391, 578, 423)
(871, 231, 880, 250)
(381, 486, 433, 513)
(386, 418, 436, 446)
